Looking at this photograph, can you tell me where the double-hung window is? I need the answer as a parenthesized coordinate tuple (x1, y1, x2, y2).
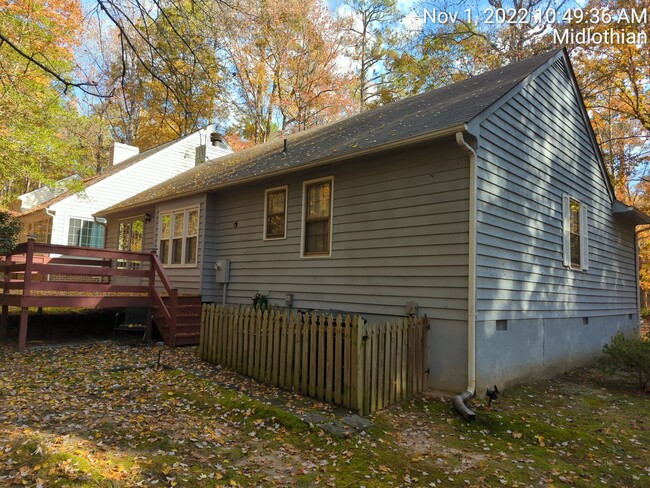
(67, 218, 104, 248)
(302, 177, 333, 257)
(562, 195, 589, 270)
(264, 186, 288, 239)
(28, 218, 52, 243)
(159, 208, 199, 266)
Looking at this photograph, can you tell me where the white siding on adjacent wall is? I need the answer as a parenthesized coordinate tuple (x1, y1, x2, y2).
(473, 57, 639, 389)
(46, 132, 229, 247)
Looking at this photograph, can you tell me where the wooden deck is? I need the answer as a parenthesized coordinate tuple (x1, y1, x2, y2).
(0, 239, 201, 349)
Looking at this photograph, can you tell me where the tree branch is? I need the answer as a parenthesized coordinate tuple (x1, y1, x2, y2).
(0, 33, 112, 98)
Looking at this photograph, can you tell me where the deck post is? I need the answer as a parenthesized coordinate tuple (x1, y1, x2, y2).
(16, 238, 36, 350)
(17, 307, 29, 350)
(0, 305, 7, 340)
(1, 248, 10, 340)
(169, 288, 178, 347)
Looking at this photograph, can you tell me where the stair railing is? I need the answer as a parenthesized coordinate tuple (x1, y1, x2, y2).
(149, 251, 178, 346)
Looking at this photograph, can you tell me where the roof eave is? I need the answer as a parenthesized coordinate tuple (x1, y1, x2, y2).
(613, 200, 650, 225)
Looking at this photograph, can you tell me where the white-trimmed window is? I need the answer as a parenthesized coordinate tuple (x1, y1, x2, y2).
(28, 218, 52, 243)
(264, 186, 288, 240)
(67, 218, 104, 248)
(118, 217, 144, 252)
(159, 208, 199, 266)
(117, 217, 144, 269)
(301, 177, 333, 257)
(562, 196, 589, 270)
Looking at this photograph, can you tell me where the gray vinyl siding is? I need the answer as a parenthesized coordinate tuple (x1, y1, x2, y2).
(475, 63, 637, 322)
(473, 58, 638, 390)
(201, 141, 469, 318)
(201, 141, 471, 390)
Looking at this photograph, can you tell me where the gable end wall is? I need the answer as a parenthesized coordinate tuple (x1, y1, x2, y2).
(474, 60, 638, 389)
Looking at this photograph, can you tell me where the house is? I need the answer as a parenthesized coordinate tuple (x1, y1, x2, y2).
(13, 129, 232, 251)
(96, 48, 648, 394)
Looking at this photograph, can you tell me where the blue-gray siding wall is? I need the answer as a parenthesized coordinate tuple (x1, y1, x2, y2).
(202, 141, 471, 391)
(474, 59, 638, 388)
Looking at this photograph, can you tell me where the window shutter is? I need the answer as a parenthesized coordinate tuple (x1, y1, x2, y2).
(580, 204, 589, 271)
(562, 195, 570, 267)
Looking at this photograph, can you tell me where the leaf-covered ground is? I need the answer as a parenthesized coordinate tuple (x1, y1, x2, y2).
(0, 341, 648, 487)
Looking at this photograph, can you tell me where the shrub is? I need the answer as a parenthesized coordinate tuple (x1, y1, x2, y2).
(641, 308, 650, 320)
(600, 332, 650, 392)
(251, 293, 268, 309)
(0, 211, 22, 255)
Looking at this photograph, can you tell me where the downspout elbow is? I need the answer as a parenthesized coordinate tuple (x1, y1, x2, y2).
(453, 390, 476, 421)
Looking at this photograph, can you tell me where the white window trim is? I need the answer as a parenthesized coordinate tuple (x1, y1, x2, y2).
(562, 195, 589, 271)
(117, 215, 145, 251)
(300, 176, 334, 259)
(66, 216, 105, 248)
(158, 206, 200, 268)
(263, 185, 288, 241)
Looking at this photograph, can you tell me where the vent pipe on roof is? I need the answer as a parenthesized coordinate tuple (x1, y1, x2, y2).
(283, 138, 288, 153)
(210, 132, 226, 147)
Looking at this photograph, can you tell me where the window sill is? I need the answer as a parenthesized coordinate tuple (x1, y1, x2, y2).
(301, 253, 332, 259)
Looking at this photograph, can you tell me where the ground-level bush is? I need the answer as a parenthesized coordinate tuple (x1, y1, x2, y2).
(600, 332, 650, 392)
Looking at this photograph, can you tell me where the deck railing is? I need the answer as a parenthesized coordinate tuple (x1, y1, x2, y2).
(0, 239, 179, 349)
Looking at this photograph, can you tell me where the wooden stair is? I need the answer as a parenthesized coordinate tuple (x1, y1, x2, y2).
(152, 295, 202, 346)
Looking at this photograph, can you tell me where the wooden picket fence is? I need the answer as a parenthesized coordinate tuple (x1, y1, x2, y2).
(199, 304, 429, 415)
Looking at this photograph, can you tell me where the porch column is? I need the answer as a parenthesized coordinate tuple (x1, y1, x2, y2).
(0, 305, 7, 340)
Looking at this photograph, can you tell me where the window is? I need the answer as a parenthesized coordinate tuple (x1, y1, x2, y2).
(67, 218, 104, 248)
(28, 218, 52, 243)
(159, 208, 199, 266)
(302, 177, 333, 257)
(117, 217, 144, 269)
(118, 218, 143, 252)
(562, 196, 589, 270)
(264, 186, 287, 239)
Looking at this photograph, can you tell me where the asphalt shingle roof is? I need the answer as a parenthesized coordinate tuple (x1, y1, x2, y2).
(100, 49, 561, 215)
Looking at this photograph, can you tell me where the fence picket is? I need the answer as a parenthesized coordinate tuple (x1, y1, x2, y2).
(293, 313, 302, 391)
(309, 312, 317, 398)
(272, 310, 281, 386)
(383, 322, 391, 408)
(279, 311, 288, 388)
(377, 323, 385, 412)
(422, 316, 430, 391)
(343, 315, 358, 409)
(301, 314, 310, 395)
(317, 316, 326, 401)
(334, 314, 343, 406)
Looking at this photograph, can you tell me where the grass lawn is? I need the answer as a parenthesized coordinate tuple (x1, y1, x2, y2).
(0, 342, 648, 487)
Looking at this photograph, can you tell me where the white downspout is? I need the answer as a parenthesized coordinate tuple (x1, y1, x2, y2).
(454, 131, 478, 420)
